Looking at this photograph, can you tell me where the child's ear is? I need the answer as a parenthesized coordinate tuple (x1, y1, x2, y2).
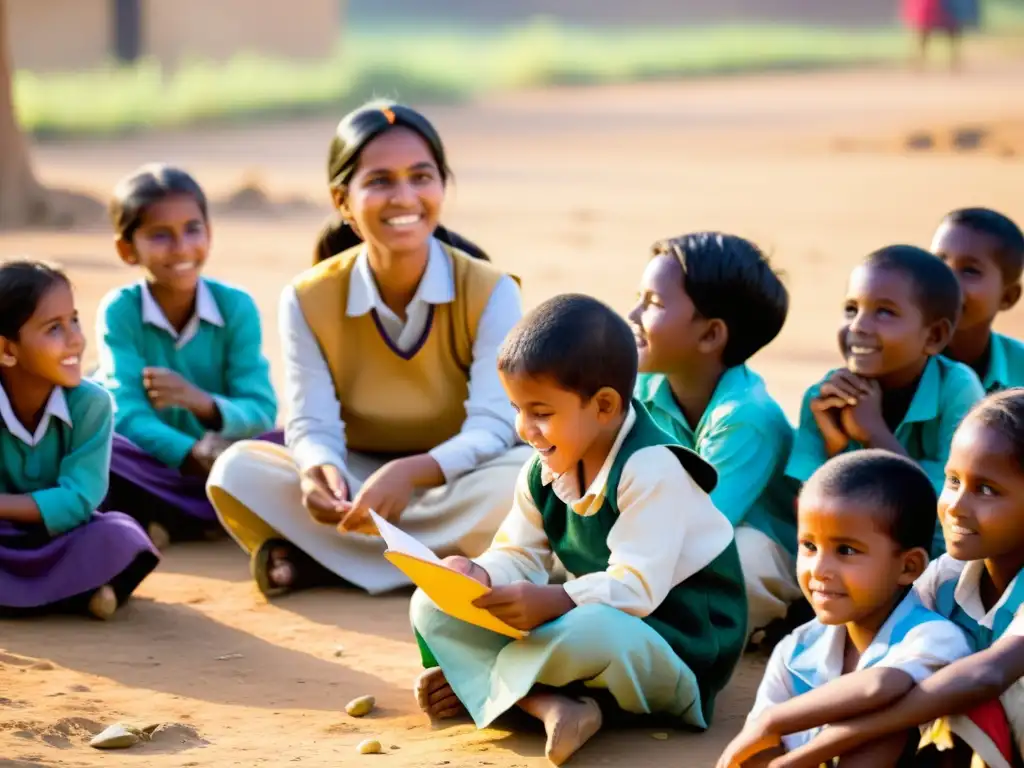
(114, 236, 138, 266)
(897, 547, 929, 586)
(330, 185, 345, 212)
(0, 336, 17, 368)
(1001, 281, 1022, 312)
(593, 387, 624, 424)
(697, 318, 728, 358)
(923, 318, 954, 356)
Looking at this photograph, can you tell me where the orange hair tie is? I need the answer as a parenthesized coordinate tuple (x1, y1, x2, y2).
(381, 107, 396, 124)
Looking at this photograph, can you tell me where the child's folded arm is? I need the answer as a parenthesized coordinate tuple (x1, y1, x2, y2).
(562, 446, 733, 616)
(473, 462, 553, 587)
(769, 633, 1024, 768)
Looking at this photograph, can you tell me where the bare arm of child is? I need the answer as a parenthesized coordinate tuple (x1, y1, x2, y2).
(718, 668, 913, 767)
(769, 636, 1024, 768)
(0, 494, 42, 523)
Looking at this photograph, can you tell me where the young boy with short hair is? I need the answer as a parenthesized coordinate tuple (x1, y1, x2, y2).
(411, 294, 747, 765)
(786, 245, 985, 557)
(629, 232, 799, 635)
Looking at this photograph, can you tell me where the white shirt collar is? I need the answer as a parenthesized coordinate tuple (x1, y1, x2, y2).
(140, 278, 224, 349)
(346, 238, 455, 319)
(0, 381, 72, 447)
(540, 405, 637, 512)
(954, 559, 1022, 629)
(787, 589, 925, 688)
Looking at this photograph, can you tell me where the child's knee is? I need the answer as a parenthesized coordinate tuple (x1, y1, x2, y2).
(409, 588, 443, 632)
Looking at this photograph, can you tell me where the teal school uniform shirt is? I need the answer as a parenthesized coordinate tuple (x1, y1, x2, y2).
(94, 278, 277, 469)
(958, 331, 1024, 393)
(0, 379, 114, 534)
(786, 355, 984, 556)
(636, 365, 797, 557)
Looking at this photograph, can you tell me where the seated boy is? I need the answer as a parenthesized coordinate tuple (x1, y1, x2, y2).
(786, 245, 985, 557)
(630, 232, 800, 636)
(931, 207, 1024, 392)
(411, 294, 747, 765)
(718, 450, 972, 768)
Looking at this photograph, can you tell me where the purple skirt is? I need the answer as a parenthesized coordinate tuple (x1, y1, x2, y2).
(0, 512, 159, 611)
(104, 431, 284, 535)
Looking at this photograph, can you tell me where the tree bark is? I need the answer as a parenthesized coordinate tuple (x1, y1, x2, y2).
(0, 0, 49, 228)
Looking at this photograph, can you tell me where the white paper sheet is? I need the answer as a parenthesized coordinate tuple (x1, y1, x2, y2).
(369, 509, 444, 565)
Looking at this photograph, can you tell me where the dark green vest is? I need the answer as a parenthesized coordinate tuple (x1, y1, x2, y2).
(528, 403, 747, 724)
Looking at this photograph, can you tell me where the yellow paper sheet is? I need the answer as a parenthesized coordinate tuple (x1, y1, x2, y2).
(369, 510, 526, 640)
(383, 553, 526, 639)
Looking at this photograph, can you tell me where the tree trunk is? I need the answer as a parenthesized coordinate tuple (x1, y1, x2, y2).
(0, 0, 49, 229)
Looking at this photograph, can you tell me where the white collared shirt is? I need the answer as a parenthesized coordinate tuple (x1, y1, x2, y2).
(473, 406, 735, 616)
(0, 381, 72, 446)
(279, 239, 521, 481)
(140, 278, 225, 349)
(749, 589, 972, 752)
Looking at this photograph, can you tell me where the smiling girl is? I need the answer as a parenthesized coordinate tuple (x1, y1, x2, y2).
(93, 165, 280, 549)
(207, 101, 530, 598)
(0, 261, 158, 619)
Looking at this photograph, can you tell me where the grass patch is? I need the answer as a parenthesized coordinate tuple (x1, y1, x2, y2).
(14, 3, 1024, 138)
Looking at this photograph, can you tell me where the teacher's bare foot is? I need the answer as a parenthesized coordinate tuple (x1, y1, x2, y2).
(415, 667, 465, 719)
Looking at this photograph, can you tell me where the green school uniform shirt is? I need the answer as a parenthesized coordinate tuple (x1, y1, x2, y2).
(528, 402, 747, 724)
(0, 379, 114, 534)
(636, 365, 797, 557)
(94, 278, 277, 468)
(786, 355, 984, 557)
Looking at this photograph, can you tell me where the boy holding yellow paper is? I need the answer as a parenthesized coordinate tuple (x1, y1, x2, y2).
(410, 294, 747, 765)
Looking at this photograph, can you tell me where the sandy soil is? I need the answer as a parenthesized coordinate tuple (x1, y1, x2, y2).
(3, 60, 1024, 767)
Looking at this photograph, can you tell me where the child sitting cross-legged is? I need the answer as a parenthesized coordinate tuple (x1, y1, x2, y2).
(411, 294, 747, 765)
(718, 450, 972, 768)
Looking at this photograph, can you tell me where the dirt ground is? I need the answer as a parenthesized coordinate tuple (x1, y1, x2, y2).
(3, 60, 1024, 767)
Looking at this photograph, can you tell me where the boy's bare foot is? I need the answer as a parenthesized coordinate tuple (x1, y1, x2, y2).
(519, 692, 603, 765)
(414, 667, 465, 719)
(146, 521, 171, 551)
(87, 585, 118, 621)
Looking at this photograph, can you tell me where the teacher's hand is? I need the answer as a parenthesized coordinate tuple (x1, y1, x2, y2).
(337, 458, 419, 533)
(301, 464, 349, 524)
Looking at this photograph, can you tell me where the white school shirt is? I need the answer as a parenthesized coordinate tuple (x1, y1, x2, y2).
(472, 405, 736, 615)
(139, 278, 225, 349)
(0, 382, 71, 446)
(279, 238, 522, 482)
(748, 589, 971, 752)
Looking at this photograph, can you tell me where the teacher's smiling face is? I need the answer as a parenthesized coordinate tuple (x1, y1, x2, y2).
(338, 126, 445, 257)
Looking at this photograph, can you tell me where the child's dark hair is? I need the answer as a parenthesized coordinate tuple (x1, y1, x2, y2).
(864, 245, 962, 327)
(313, 217, 489, 265)
(328, 100, 451, 192)
(498, 293, 637, 404)
(962, 388, 1024, 471)
(942, 207, 1024, 284)
(801, 449, 937, 552)
(110, 163, 208, 243)
(0, 260, 71, 340)
(652, 232, 788, 367)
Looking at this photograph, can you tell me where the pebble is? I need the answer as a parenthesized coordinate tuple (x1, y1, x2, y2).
(90, 723, 146, 749)
(357, 738, 382, 754)
(333, 645, 345, 658)
(345, 695, 375, 717)
(651, 732, 669, 740)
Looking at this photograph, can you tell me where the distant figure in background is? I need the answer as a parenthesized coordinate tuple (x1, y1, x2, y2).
(902, 0, 980, 71)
